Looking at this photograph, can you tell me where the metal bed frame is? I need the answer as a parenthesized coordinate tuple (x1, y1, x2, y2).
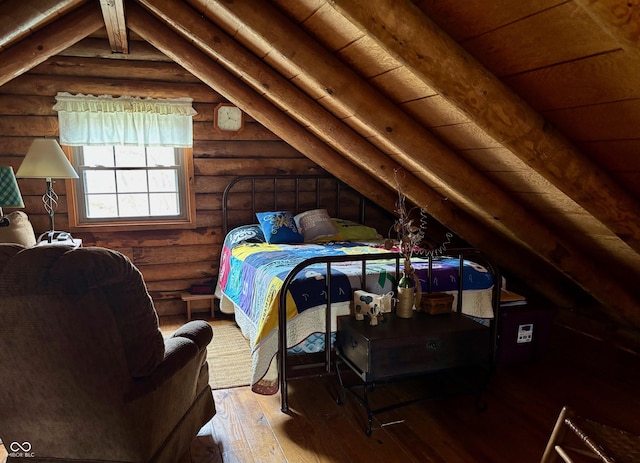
(221, 174, 502, 413)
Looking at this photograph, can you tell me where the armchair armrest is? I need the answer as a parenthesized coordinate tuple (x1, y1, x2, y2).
(171, 320, 213, 351)
(125, 321, 212, 401)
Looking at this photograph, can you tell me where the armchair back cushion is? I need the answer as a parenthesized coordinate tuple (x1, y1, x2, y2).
(0, 244, 214, 463)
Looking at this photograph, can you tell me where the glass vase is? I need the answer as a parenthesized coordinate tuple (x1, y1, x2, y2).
(396, 269, 415, 318)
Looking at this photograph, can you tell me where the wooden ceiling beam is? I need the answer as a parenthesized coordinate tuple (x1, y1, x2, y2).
(195, 0, 640, 327)
(0, 0, 80, 51)
(125, 2, 395, 212)
(137, 0, 579, 307)
(328, 0, 640, 253)
(99, 0, 129, 54)
(0, 3, 103, 87)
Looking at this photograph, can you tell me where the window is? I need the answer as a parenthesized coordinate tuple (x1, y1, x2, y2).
(55, 92, 197, 231)
(66, 145, 195, 232)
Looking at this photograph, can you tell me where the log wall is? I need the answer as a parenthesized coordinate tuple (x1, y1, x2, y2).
(0, 51, 325, 315)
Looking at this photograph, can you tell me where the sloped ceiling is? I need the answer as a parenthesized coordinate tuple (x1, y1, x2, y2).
(1, 0, 640, 330)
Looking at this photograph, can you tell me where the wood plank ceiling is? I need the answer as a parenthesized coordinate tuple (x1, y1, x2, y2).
(1, 0, 640, 330)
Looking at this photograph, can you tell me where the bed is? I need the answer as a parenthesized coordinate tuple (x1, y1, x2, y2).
(215, 175, 501, 412)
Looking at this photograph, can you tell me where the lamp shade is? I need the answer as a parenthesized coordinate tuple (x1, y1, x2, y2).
(0, 166, 25, 208)
(16, 139, 79, 179)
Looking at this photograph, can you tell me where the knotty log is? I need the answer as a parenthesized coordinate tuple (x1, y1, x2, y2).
(0, 0, 78, 47)
(58, 37, 172, 62)
(1, 74, 220, 102)
(330, 0, 640, 253)
(0, 3, 103, 86)
(32, 56, 201, 83)
(131, 0, 582, 307)
(204, 0, 640, 326)
(127, 2, 397, 214)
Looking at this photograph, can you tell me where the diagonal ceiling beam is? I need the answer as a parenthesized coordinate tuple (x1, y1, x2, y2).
(138, 0, 580, 306)
(0, 0, 80, 50)
(197, 0, 640, 327)
(99, 0, 129, 54)
(328, 0, 640, 253)
(125, 2, 396, 213)
(0, 3, 104, 87)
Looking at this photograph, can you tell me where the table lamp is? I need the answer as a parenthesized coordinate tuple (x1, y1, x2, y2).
(16, 139, 79, 243)
(0, 166, 25, 227)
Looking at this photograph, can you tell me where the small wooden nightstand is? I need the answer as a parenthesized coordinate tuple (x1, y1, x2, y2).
(180, 292, 215, 321)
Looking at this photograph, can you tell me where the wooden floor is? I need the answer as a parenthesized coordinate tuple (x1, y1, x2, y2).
(185, 317, 640, 463)
(3, 317, 639, 463)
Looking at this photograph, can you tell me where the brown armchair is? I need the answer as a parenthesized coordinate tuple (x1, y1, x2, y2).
(0, 244, 215, 463)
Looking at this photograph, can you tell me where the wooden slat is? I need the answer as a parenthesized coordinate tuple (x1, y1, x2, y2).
(462, 3, 618, 77)
(575, 0, 640, 61)
(413, 0, 565, 42)
(543, 99, 640, 142)
(504, 51, 639, 111)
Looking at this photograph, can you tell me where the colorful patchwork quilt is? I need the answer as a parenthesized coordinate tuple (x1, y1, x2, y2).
(215, 224, 495, 394)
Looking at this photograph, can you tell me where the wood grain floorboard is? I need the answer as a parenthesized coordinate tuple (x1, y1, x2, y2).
(202, 321, 640, 463)
(2, 317, 639, 463)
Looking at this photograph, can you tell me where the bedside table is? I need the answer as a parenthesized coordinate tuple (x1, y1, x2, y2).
(336, 312, 492, 435)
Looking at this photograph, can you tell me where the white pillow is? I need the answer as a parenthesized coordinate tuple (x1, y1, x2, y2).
(0, 211, 36, 247)
(294, 209, 338, 242)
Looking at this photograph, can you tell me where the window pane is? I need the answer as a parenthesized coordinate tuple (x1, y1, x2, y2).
(71, 145, 191, 227)
(115, 146, 146, 167)
(85, 170, 116, 194)
(147, 147, 176, 166)
(83, 146, 114, 167)
(116, 170, 148, 193)
(149, 169, 177, 192)
(86, 194, 118, 218)
(118, 193, 149, 216)
(150, 192, 179, 215)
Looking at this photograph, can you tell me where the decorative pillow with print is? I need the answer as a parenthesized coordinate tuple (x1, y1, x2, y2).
(256, 211, 304, 244)
(225, 224, 265, 249)
(294, 208, 338, 242)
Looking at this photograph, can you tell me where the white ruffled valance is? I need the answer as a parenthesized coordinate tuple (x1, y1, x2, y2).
(53, 92, 196, 147)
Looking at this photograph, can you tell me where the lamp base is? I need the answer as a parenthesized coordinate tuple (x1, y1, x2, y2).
(37, 230, 75, 244)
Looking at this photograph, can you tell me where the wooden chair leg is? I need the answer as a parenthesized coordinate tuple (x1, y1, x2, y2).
(541, 406, 575, 463)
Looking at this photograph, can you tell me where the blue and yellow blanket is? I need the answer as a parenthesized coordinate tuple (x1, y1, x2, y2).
(217, 225, 494, 349)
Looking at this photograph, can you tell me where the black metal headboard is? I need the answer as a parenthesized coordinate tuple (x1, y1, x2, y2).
(222, 175, 376, 235)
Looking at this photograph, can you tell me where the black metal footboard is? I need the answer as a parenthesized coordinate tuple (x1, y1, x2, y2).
(276, 249, 501, 413)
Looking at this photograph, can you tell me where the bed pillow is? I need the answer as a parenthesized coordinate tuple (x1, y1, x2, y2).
(0, 211, 36, 247)
(225, 224, 265, 248)
(256, 211, 304, 244)
(332, 218, 381, 241)
(294, 209, 338, 242)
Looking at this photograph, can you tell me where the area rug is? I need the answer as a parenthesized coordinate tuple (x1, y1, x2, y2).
(206, 323, 252, 389)
(162, 322, 252, 390)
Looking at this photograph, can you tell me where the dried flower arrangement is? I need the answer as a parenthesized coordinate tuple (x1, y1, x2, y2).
(385, 169, 428, 271)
